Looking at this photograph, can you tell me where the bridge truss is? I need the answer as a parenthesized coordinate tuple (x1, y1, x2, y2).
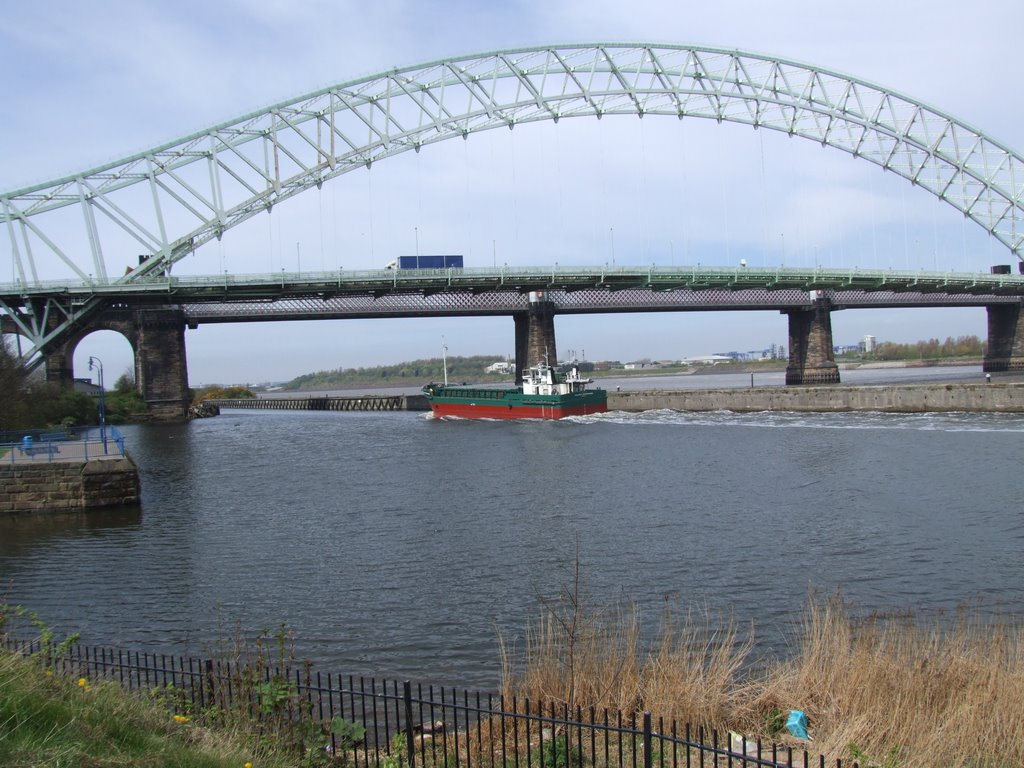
(4, 266, 1021, 338)
(3, 43, 1024, 359)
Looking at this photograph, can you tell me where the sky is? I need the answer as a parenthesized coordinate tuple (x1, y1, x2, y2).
(2, 0, 1022, 385)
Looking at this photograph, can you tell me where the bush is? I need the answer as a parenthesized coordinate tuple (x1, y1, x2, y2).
(192, 385, 255, 402)
(106, 390, 149, 424)
(24, 386, 97, 426)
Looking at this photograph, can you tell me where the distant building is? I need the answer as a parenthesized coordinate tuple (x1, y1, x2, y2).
(485, 361, 514, 374)
(683, 355, 733, 365)
(860, 335, 877, 353)
(73, 378, 102, 395)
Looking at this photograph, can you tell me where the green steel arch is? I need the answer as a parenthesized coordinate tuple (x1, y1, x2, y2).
(3, 42, 1024, 286)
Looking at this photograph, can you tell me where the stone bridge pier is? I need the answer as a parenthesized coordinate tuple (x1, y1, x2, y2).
(784, 298, 840, 385)
(512, 292, 558, 383)
(43, 306, 190, 422)
(984, 300, 1024, 372)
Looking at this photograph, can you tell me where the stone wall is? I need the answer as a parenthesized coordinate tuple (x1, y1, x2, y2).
(607, 382, 1024, 413)
(0, 458, 140, 514)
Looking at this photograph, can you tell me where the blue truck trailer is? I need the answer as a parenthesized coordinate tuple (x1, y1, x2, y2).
(391, 255, 464, 269)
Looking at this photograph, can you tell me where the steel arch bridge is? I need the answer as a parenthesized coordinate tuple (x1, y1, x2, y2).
(3, 43, 1024, 363)
(5, 42, 1024, 284)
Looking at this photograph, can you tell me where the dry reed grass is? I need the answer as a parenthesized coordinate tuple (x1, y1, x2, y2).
(501, 592, 1024, 768)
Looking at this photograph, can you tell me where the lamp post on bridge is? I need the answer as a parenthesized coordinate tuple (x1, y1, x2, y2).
(88, 356, 107, 454)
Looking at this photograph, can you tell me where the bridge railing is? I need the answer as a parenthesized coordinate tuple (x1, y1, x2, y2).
(4, 263, 1024, 296)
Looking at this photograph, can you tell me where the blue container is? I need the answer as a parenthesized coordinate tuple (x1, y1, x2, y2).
(785, 710, 809, 740)
(397, 255, 464, 269)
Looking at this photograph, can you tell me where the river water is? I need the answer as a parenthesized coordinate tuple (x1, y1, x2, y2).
(1, 367, 1022, 691)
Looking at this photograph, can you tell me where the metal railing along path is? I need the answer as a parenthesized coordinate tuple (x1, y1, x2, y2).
(1, 426, 127, 465)
(2, 637, 857, 768)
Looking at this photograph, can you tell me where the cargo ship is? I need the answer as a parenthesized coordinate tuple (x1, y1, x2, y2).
(422, 362, 607, 419)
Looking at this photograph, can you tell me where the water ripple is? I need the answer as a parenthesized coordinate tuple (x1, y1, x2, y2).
(1, 408, 1021, 691)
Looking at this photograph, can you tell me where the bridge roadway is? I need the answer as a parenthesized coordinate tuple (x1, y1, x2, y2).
(4, 264, 1024, 422)
(4, 265, 1024, 328)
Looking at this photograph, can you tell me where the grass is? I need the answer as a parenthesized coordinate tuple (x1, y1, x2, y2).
(0, 647, 297, 768)
(501, 593, 1024, 768)
(3, 595, 1021, 767)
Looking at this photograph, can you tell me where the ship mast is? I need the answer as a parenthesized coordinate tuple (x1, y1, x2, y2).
(442, 338, 448, 386)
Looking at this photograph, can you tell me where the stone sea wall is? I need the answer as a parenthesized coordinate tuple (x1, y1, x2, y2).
(606, 382, 1024, 413)
(0, 458, 140, 515)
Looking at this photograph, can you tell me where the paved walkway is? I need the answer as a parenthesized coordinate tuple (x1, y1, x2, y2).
(2, 439, 126, 465)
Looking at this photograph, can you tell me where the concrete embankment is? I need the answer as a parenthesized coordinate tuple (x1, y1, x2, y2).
(0, 457, 140, 515)
(606, 381, 1024, 413)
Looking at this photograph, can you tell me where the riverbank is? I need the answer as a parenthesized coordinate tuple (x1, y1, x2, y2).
(507, 593, 1023, 768)
(0, 643, 293, 767)
(4, 594, 1019, 768)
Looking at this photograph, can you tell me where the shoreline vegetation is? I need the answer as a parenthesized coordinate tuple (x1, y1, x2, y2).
(2, 595, 1021, 767)
(502, 593, 1023, 768)
(0, 645, 296, 768)
(269, 352, 985, 394)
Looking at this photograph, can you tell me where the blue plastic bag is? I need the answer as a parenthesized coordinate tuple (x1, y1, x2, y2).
(785, 710, 809, 740)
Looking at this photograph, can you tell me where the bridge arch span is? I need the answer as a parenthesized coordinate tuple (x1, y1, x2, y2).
(41, 309, 190, 421)
(3, 43, 1023, 285)
(50, 325, 138, 391)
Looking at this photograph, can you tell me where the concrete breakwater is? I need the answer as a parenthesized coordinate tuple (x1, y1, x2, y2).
(1, 457, 140, 515)
(606, 381, 1024, 413)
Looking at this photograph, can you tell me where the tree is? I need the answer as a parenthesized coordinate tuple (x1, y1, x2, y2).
(1, 337, 102, 430)
(0, 337, 35, 430)
(114, 370, 135, 394)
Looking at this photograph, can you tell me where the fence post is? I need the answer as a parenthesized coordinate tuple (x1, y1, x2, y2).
(403, 680, 416, 768)
(643, 711, 652, 768)
(205, 659, 216, 709)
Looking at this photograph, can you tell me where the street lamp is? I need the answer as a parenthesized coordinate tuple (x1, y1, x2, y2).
(88, 356, 107, 453)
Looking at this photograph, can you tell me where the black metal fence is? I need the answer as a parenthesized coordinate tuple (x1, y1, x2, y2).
(2, 638, 855, 768)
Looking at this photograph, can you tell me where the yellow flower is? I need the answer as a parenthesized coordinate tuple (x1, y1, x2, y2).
(173, 714, 190, 723)
(244, 763, 253, 768)
(77, 678, 87, 687)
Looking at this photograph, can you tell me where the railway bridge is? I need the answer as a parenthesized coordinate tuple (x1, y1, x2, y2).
(4, 44, 1024, 420)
